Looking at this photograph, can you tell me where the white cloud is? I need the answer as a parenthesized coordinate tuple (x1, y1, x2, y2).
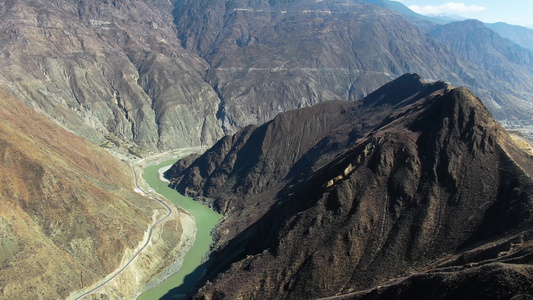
(409, 2, 486, 16)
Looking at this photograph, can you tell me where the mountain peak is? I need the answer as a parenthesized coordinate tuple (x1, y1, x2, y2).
(458, 18, 485, 27)
(362, 73, 450, 107)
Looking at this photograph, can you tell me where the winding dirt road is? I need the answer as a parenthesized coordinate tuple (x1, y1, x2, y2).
(72, 147, 205, 299)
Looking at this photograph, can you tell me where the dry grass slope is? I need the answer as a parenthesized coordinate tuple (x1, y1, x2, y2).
(0, 90, 155, 299)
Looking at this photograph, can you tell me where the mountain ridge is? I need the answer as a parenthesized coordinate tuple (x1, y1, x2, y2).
(175, 0, 532, 130)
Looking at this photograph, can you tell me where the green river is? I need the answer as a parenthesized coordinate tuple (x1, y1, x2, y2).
(137, 159, 222, 300)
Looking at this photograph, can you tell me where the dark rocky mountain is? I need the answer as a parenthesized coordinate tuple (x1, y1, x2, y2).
(166, 74, 533, 299)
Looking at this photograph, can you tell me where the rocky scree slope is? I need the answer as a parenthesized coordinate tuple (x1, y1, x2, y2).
(167, 74, 533, 299)
(0, 89, 159, 299)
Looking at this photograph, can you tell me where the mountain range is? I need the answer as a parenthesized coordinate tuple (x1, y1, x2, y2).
(0, 0, 532, 152)
(366, 0, 533, 52)
(175, 0, 532, 130)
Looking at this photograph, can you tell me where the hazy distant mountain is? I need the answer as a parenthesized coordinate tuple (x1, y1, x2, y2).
(486, 22, 533, 52)
(367, 1, 533, 60)
(363, 0, 454, 25)
(167, 74, 533, 299)
(175, 0, 533, 132)
(430, 19, 533, 94)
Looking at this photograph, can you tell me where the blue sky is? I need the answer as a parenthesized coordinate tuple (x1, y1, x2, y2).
(394, 0, 533, 28)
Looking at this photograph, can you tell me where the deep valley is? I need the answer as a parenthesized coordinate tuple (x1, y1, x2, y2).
(0, 0, 532, 299)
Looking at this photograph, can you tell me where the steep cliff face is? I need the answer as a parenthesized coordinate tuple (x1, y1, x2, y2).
(0, 0, 223, 150)
(167, 74, 533, 299)
(0, 89, 175, 299)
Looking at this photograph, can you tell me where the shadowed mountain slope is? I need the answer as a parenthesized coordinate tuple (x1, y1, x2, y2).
(167, 74, 533, 299)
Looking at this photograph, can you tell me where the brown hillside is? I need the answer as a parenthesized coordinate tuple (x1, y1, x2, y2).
(0, 90, 154, 299)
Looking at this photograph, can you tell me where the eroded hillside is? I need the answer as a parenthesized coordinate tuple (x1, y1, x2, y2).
(0, 0, 223, 150)
(175, 0, 533, 131)
(0, 0, 532, 154)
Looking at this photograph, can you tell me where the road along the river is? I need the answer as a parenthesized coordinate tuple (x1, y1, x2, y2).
(71, 147, 207, 299)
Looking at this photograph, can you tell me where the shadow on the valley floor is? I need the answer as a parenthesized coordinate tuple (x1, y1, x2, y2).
(160, 252, 218, 300)
(159, 171, 324, 299)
